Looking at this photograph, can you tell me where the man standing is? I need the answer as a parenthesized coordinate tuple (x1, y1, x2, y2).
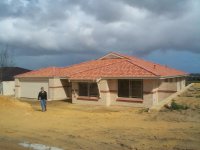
(38, 87, 47, 112)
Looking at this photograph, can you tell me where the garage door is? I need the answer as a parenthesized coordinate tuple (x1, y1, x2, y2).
(20, 79, 48, 98)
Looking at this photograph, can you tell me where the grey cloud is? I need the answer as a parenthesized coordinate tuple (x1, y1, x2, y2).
(122, 0, 191, 18)
(0, 0, 199, 60)
(77, 0, 124, 22)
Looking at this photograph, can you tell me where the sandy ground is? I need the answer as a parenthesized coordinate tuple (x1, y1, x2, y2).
(0, 84, 200, 150)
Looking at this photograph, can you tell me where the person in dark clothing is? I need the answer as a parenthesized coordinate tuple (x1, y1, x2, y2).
(38, 87, 47, 112)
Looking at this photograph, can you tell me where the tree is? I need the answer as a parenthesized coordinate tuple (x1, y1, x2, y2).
(0, 46, 15, 82)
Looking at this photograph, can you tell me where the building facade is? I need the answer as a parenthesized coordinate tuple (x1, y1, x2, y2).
(15, 52, 187, 107)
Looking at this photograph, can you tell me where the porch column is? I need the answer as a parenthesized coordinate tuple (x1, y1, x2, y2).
(48, 78, 54, 100)
(98, 79, 111, 106)
(15, 78, 20, 98)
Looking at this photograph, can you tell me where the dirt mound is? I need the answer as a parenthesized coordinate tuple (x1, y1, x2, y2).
(0, 96, 32, 111)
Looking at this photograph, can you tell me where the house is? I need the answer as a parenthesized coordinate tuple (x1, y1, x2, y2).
(0, 67, 31, 95)
(15, 52, 187, 107)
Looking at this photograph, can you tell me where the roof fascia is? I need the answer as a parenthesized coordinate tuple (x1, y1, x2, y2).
(159, 74, 189, 79)
(15, 76, 68, 79)
(101, 77, 159, 80)
(69, 79, 97, 82)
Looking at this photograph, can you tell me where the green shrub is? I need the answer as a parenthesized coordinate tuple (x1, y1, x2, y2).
(138, 108, 150, 113)
(196, 95, 200, 98)
(170, 100, 189, 110)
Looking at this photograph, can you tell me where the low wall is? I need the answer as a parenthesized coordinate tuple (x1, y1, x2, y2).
(2, 81, 15, 95)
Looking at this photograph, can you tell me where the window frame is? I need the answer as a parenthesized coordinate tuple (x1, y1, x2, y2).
(118, 79, 143, 99)
(78, 82, 99, 97)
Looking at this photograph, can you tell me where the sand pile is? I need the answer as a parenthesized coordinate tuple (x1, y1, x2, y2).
(0, 96, 33, 111)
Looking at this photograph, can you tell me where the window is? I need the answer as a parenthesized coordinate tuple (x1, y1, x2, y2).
(118, 79, 143, 98)
(79, 82, 99, 97)
(164, 79, 169, 82)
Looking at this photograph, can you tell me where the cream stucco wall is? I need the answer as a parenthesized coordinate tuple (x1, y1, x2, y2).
(72, 81, 107, 105)
(15, 78, 20, 98)
(71, 79, 159, 108)
(49, 78, 70, 100)
(71, 78, 186, 107)
(15, 76, 186, 107)
(15, 77, 49, 99)
(158, 77, 186, 102)
(15, 77, 70, 100)
(1, 81, 15, 95)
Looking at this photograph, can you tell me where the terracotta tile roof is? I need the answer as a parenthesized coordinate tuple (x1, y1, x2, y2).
(112, 52, 186, 77)
(16, 52, 187, 79)
(15, 67, 64, 77)
(69, 59, 156, 80)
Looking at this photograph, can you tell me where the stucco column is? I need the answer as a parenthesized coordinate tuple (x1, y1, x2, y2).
(98, 79, 110, 106)
(71, 82, 78, 103)
(48, 78, 54, 100)
(15, 78, 20, 98)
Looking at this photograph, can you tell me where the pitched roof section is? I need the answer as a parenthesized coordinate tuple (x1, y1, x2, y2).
(107, 52, 186, 77)
(15, 67, 64, 78)
(70, 59, 156, 80)
(16, 52, 187, 79)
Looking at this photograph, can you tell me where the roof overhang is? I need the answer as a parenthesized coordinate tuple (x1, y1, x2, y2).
(159, 74, 189, 79)
(68, 74, 188, 82)
(14, 76, 69, 79)
(68, 79, 97, 82)
(101, 76, 159, 80)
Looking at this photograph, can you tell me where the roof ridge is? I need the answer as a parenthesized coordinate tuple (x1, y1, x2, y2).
(104, 52, 159, 75)
(112, 52, 161, 65)
(126, 55, 187, 75)
(68, 59, 126, 77)
(126, 59, 158, 76)
(108, 52, 132, 60)
(63, 59, 96, 69)
(98, 52, 126, 60)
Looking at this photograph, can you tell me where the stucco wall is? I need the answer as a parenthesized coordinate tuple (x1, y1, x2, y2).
(15, 78, 49, 99)
(158, 77, 186, 102)
(15, 77, 70, 100)
(15, 76, 185, 105)
(49, 78, 70, 100)
(72, 81, 107, 105)
(143, 79, 159, 107)
(72, 79, 158, 108)
(15, 78, 20, 98)
(109, 79, 158, 108)
(2, 81, 15, 95)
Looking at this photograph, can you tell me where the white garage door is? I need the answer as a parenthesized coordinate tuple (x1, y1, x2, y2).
(20, 79, 48, 99)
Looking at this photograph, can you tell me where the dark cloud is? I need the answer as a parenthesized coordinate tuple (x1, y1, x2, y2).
(0, 0, 199, 65)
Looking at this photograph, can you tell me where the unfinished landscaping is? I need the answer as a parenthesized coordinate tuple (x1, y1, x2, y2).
(0, 84, 200, 150)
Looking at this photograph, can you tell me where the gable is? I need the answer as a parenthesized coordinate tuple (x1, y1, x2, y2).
(98, 53, 125, 60)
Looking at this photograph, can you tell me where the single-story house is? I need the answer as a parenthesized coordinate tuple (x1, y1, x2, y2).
(0, 67, 30, 95)
(15, 52, 187, 107)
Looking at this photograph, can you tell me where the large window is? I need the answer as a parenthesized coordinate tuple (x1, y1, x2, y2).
(79, 82, 99, 97)
(118, 79, 143, 98)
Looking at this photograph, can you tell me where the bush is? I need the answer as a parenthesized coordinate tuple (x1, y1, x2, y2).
(170, 100, 189, 110)
(196, 95, 200, 98)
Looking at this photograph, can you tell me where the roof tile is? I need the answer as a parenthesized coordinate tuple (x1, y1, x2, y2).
(16, 52, 187, 79)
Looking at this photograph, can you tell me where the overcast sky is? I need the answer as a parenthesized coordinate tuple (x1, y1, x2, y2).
(0, 0, 199, 73)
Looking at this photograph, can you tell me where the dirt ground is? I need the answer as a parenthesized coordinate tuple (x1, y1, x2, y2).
(0, 84, 200, 150)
